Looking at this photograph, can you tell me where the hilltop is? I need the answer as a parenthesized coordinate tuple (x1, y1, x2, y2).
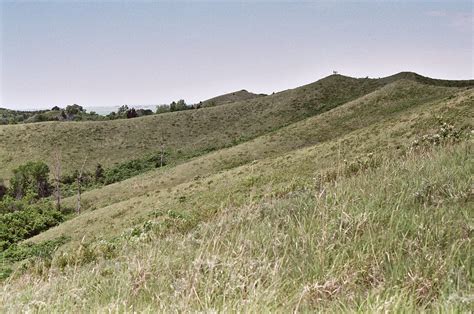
(200, 89, 266, 107)
(0, 72, 472, 312)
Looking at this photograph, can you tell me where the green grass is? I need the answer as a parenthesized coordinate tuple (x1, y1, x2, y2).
(3, 72, 469, 180)
(1, 140, 471, 312)
(45, 80, 472, 226)
(0, 72, 472, 311)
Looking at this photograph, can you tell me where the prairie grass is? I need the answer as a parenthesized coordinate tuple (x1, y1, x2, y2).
(23, 80, 472, 245)
(0, 73, 472, 311)
(1, 141, 471, 312)
(0, 74, 388, 179)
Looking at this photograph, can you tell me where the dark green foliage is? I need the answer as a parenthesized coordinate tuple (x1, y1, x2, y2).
(95, 164, 105, 183)
(0, 236, 69, 280)
(117, 105, 129, 116)
(169, 101, 177, 112)
(65, 104, 84, 115)
(57, 152, 168, 195)
(155, 104, 170, 114)
(0, 107, 49, 124)
(104, 157, 158, 184)
(136, 109, 153, 116)
(126, 108, 138, 119)
(0, 181, 6, 200)
(0, 200, 65, 251)
(176, 99, 187, 111)
(10, 161, 51, 199)
(0, 236, 69, 264)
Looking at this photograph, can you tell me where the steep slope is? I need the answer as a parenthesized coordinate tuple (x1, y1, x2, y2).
(200, 89, 265, 107)
(29, 81, 474, 244)
(0, 75, 387, 178)
(3, 101, 472, 312)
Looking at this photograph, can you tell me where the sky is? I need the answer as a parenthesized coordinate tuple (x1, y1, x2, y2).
(0, 1, 472, 110)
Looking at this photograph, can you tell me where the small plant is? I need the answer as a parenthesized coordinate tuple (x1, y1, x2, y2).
(410, 121, 469, 151)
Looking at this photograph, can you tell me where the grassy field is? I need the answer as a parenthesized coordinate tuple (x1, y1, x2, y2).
(0, 72, 472, 311)
(47, 80, 472, 224)
(1, 135, 472, 312)
(3, 72, 470, 179)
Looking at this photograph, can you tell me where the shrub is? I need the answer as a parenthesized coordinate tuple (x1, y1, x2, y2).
(0, 200, 65, 251)
(0, 181, 6, 200)
(9, 161, 51, 199)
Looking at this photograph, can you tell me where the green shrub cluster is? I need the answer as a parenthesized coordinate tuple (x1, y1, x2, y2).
(0, 200, 65, 251)
(0, 236, 69, 280)
(103, 155, 162, 184)
(59, 152, 166, 192)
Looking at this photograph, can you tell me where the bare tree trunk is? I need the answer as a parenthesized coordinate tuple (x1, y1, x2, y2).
(76, 176, 81, 214)
(160, 142, 164, 167)
(76, 156, 88, 214)
(160, 132, 165, 167)
(52, 150, 62, 211)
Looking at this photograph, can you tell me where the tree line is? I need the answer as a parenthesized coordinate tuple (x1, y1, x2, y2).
(1, 99, 202, 125)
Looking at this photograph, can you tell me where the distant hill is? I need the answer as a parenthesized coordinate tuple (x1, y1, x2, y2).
(0, 74, 390, 178)
(0, 72, 472, 179)
(200, 89, 266, 107)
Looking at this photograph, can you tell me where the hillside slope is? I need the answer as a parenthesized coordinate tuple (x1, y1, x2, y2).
(29, 80, 474, 244)
(0, 75, 391, 179)
(200, 89, 265, 107)
(0, 73, 473, 311)
(2, 97, 472, 311)
(3, 72, 470, 179)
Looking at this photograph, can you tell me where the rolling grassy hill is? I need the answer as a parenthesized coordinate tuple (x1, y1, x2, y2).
(0, 72, 473, 311)
(1, 72, 471, 180)
(0, 74, 387, 179)
(25, 78, 474, 244)
(200, 89, 266, 107)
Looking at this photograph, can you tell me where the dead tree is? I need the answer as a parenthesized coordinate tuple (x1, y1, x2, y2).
(51, 150, 62, 211)
(76, 156, 88, 214)
(160, 132, 165, 167)
(160, 142, 165, 167)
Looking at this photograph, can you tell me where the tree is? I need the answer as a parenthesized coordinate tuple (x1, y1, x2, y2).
(169, 101, 177, 112)
(126, 108, 138, 119)
(117, 105, 129, 116)
(65, 104, 84, 115)
(95, 164, 104, 183)
(76, 156, 88, 214)
(51, 106, 60, 111)
(10, 161, 51, 199)
(51, 150, 62, 211)
(176, 99, 187, 111)
(137, 109, 153, 116)
(160, 140, 165, 167)
(156, 104, 170, 114)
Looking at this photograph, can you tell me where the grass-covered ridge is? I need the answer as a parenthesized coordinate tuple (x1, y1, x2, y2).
(38, 79, 472, 235)
(0, 72, 472, 311)
(200, 89, 266, 107)
(2, 72, 471, 179)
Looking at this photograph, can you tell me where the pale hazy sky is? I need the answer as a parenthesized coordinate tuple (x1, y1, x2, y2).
(1, 1, 472, 110)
